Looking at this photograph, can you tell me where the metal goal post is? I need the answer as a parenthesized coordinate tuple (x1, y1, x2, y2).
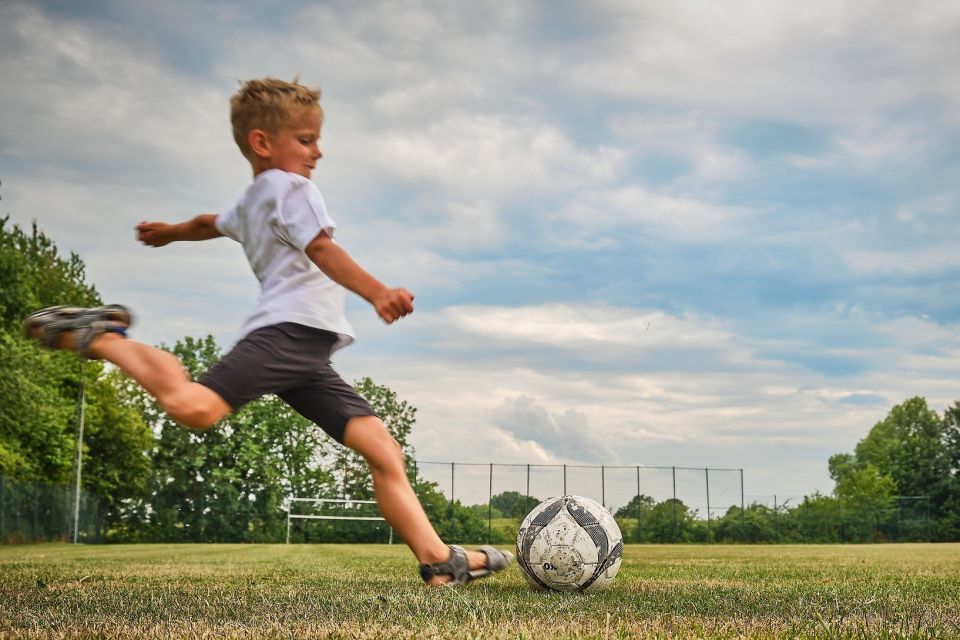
(285, 497, 393, 544)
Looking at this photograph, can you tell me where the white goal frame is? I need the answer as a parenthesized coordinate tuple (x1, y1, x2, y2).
(285, 497, 393, 544)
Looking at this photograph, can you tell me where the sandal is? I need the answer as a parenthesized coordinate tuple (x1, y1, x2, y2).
(24, 304, 133, 359)
(419, 544, 514, 585)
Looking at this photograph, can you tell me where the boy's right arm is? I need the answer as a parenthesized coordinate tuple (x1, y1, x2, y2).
(304, 231, 414, 324)
(137, 214, 223, 247)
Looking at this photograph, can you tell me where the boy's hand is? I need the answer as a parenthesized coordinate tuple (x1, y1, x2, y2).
(136, 221, 173, 247)
(373, 288, 415, 324)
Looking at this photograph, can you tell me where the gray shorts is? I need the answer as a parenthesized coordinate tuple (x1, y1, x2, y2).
(198, 323, 374, 443)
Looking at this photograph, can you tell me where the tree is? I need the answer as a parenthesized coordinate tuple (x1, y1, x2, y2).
(403, 477, 489, 544)
(639, 498, 701, 543)
(855, 398, 944, 498)
(0, 217, 102, 483)
(0, 332, 76, 482)
(490, 490, 540, 519)
(0, 216, 99, 332)
(937, 402, 960, 539)
(790, 492, 842, 543)
(79, 367, 153, 537)
(714, 503, 780, 543)
(333, 377, 418, 501)
(0, 217, 152, 537)
(614, 494, 656, 519)
(614, 494, 656, 542)
(830, 397, 959, 541)
(833, 464, 896, 542)
(125, 335, 336, 542)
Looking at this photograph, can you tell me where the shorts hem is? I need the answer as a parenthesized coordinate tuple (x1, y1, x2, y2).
(196, 378, 240, 412)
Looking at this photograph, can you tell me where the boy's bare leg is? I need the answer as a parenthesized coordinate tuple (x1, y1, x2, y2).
(87, 333, 231, 429)
(342, 415, 491, 585)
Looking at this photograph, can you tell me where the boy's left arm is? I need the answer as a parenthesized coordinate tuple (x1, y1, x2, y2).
(304, 232, 414, 324)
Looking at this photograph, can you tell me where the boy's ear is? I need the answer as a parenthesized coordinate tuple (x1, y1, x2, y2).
(248, 129, 271, 158)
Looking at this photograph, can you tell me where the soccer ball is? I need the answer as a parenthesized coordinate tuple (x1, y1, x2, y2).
(516, 495, 623, 592)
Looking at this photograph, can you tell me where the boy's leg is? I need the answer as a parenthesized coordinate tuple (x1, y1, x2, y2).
(89, 333, 231, 429)
(341, 415, 496, 584)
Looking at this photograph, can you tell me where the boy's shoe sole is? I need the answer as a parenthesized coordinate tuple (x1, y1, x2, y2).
(23, 304, 133, 358)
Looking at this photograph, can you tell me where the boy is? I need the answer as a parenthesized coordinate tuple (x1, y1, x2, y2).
(25, 77, 511, 585)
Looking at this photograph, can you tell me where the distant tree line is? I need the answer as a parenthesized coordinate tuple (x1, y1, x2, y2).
(612, 393, 959, 543)
(1, 215, 958, 543)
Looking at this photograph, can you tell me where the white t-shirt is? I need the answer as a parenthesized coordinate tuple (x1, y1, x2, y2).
(216, 169, 355, 351)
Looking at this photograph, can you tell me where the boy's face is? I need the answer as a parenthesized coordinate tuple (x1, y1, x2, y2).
(265, 107, 323, 179)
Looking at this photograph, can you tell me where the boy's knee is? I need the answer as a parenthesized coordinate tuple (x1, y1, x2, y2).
(167, 402, 218, 430)
(345, 416, 403, 470)
(162, 388, 228, 430)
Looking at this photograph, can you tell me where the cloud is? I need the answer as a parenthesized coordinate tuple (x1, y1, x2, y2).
(552, 185, 756, 243)
(0, 4, 236, 183)
(567, 1, 960, 122)
(489, 395, 617, 464)
(2, 0, 958, 504)
(371, 113, 627, 199)
(342, 302, 960, 467)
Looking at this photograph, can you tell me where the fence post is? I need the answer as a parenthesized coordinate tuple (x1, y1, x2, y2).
(14, 482, 21, 539)
(740, 469, 746, 542)
(525, 464, 530, 509)
(563, 464, 567, 496)
(487, 463, 493, 544)
(636, 466, 641, 543)
(450, 462, 455, 531)
(601, 465, 606, 508)
(705, 468, 711, 535)
(32, 483, 38, 541)
(72, 372, 86, 544)
(671, 466, 677, 542)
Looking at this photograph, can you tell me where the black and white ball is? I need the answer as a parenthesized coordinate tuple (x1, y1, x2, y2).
(516, 495, 623, 592)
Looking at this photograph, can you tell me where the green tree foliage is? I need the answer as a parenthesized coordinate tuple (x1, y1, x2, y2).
(0, 217, 99, 332)
(614, 494, 655, 542)
(331, 377, 419, 502)
(614, 494, 656, 519)
(124, 335, 335, 542)
(829, 396, 959, 541)
(833, 464, 896, 542)
(638, 498, 704, 543)
(0, 332, 76, 482)
(0, 216, 101, 483)
(855, 398, 944, 495)
(940, 402, 960, 537)
(490, 490, 540, 519)
(0, 216, 152, 536)
(396, 477, 486, 543)
(782, 492, 842, 543)
(79, 367, 153, 536)
(714, 503, 781, 543)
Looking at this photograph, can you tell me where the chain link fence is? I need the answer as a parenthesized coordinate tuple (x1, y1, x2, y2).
(412, 462, 746, 544)
(2, 468, 932, 544)
(0, 475, 103, 543)
(414, 462, 745, 513)
(746, 492, 933, 543)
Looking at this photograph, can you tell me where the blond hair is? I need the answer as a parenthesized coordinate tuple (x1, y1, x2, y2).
(230, 77, 322, 160)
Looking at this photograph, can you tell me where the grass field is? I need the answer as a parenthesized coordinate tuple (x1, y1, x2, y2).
(2, 543, 958, 639)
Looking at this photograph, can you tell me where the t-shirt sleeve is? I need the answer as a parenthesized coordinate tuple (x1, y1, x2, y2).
(277, 179, 338, 251)
(215, 206, 240, 242)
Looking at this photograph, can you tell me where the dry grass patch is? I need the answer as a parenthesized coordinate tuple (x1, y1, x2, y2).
(1, 543, 958, 638)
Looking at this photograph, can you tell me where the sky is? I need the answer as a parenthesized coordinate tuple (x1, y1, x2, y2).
(1, 0, 958, 510)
